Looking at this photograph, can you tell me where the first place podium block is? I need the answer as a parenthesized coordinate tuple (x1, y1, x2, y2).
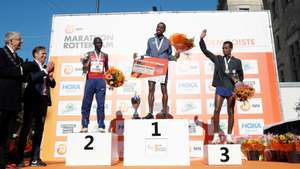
(66, 133, 119, 166)
(124, 119, 190, 166)
(203, 144, 242, 165)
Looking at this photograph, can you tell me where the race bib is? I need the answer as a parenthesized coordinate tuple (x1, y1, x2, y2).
(90, 61, 104, 73)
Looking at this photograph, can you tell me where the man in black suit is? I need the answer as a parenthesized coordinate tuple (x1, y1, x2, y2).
(0, 32, 24, 169)
(16, 46, 55, 167)
(199, 30, 244, 144)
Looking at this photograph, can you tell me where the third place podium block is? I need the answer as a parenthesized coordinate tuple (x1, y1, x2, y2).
(124, 119, 190, 166)
(203, 144, 242, 165)
(66, 133, 119, 166)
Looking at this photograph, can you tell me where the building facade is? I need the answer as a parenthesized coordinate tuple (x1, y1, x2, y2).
(217, 0, 264, 11)
(263, 0, 300, 82)
(218, 0, 300, 82)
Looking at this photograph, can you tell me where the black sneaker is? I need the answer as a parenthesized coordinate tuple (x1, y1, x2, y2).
(30, 159, 47, 167)
(142, 113, 154, 119)
(16, 161, 25, 168)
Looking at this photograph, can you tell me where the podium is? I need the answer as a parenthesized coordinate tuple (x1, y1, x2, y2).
(203, 144, 242, 165)
(124, 119, 190, 166)
(66, 133, 119, 166)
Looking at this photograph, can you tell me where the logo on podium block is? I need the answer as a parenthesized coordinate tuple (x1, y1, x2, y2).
(124, 119, 190, 166)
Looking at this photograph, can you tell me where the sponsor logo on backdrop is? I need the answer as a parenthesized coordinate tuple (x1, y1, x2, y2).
(145, 79, 171, 96)
(242, 60, 259, 74)
(176, 99, 201, 115)
(206, 99, 227, 115)
(176, 80, 201, 94)
(91, 101, 112, 116)
(189, 120, 203, 136)
(146, 101, 171, 115)
(243, 78, 261, 93)
(61, 63, 83, 77)
(63, 25, 114, 49)
(116, 100, 134, 115)
(59, 81, 83, 96)
(238, 119, 264, 135)
(208, 119, 233, 135)
(57, 101, 81, 116)
(117, 80, 140, 95)
(237, 98, 263, 114)
(190, 141, 203, 158)
(205, 79, 215, 94)
(205, 60, 215, 75)
(176, 61, 200, 75)
(56, 121, 81, 136)
(206, 38, 256, 49)
(54, 141, 67, 158)
(115, 62, 133, 76)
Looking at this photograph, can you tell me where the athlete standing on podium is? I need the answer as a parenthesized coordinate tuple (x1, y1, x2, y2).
(136, 22, 181, 119)
(199, 29, 244, 144)
(80, 37, 110, 133)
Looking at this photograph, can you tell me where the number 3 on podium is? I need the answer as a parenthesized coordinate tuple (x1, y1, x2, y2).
(220, 147, 230, 162)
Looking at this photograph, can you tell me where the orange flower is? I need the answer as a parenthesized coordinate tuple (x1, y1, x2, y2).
(170, 33, 194, 52)
(105, 67, 125, 88)
(235, 83, 255, 102)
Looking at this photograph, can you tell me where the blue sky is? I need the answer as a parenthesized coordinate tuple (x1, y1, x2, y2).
(0, 0, 217, 60)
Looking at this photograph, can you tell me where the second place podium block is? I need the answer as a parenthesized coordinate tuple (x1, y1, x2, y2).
(66, 133, 119, 166)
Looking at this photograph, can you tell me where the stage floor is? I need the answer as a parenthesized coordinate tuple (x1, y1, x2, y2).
(25, 160, 300, 169)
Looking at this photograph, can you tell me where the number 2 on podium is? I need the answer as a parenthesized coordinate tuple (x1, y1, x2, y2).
(152, 122, 161, 136)
(84, 135, 94, 150)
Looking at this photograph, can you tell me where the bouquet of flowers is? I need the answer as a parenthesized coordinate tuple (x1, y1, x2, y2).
(270, 133, 295, 152)
(170, 33, 194, 52)
(80, 53, 91, 74)
(241, 138, 265, 152)
(234, 83, 255, 102)
(105, 67, 125, 88)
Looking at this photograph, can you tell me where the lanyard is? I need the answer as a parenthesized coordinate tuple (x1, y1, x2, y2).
(224, 56, 232, 72)
(94, 51, 102, 62)
(155, 37, 164, 51)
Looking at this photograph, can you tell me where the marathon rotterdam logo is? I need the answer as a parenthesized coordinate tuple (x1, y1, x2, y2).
(63, 25, 114, 49)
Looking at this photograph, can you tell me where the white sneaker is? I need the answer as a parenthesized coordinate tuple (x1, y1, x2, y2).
(226, 134, 234, 144)
(80, 127, 88, 133)
(97, 128, 106, 133)
(211, 133, 221, 144)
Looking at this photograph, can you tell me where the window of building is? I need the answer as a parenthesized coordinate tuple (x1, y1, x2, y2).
(280, 70, 285, 82)
(239, 8, 250, 11)
(289, 45, 295, 57)
(275, 35, 280, 51)
(295, 41, 299, 54)
(271, 1, 278, 19)
(292, 57, 297, 68)
(293, 70, 298, 81)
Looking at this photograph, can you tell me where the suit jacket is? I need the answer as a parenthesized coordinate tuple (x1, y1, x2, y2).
(23, 61, 56, 108)
(145, 35, 176, 61)
(199, 38, 244, 90)
(0, 46, 24, 112)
